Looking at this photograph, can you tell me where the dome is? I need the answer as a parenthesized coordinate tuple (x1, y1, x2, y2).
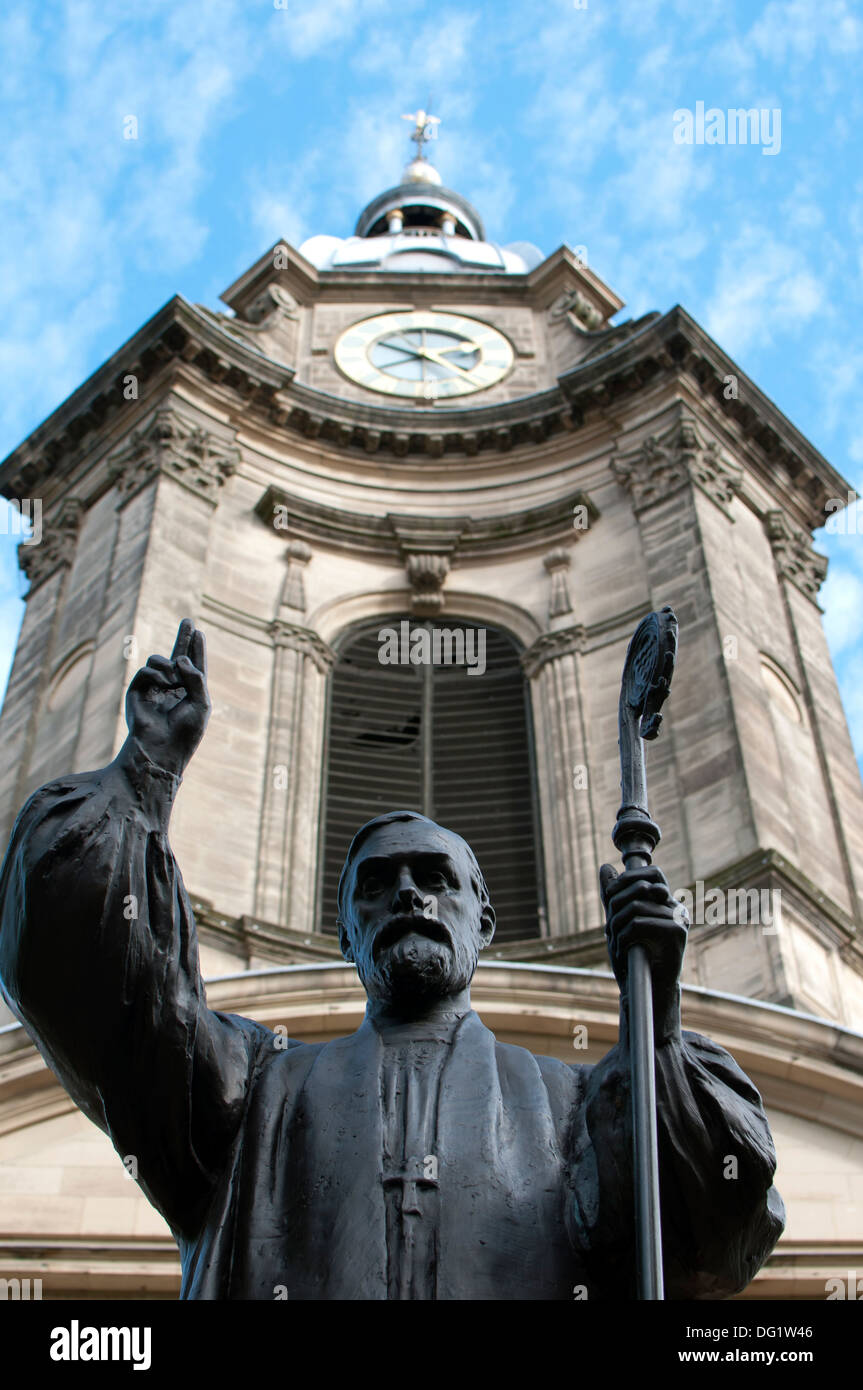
(297, 110, 545, 278)
(298, 230, 539, 275)
(354, 181, 485, 242)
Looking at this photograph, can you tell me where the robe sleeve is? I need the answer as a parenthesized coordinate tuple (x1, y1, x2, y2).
(569, 1029, 785, 1299)
(0, 736, 274, 1241)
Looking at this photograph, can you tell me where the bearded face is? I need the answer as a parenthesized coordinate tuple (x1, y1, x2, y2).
(337, 819, 495, 1012)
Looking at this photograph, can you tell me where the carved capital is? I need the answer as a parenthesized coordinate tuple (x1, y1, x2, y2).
(406, 553, 450, 615)
(542, 548, 573, 618)
(18, 497, 84, 595)
(611, 411, 742, 513)
(269, 619, 335, 674)
(765, 510, 828, 601)
(108, 408, 240, 506)
(521, 624, 585, 678)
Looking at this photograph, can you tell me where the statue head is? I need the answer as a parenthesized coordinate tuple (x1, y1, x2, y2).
(337, 811, 496, 1013)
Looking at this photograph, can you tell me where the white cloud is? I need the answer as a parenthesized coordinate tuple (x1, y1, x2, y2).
(807, 342, 863, 452)
(248, 150, 321, 251)
(0, 0, 257, 450)
(702, 226, 826, 355)
(352, 10, 479, 85)
(748, 0, 863, 66)
(268, 0, 393, 61)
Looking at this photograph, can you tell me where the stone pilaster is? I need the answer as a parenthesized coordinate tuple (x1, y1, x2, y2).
(70, 485, 160, 773)
(254, 620, 336, 928)
(764, 509, 863, 929)
(610, 408, 753, 899)
(522, 626, 603, 933)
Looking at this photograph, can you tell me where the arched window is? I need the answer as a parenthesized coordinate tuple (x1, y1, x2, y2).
(318, 617, 544, 942)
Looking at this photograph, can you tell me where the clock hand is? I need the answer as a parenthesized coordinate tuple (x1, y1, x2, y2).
(416, 345, 479, 382)
(379, 334, 424, 356)
(374, 346, 420, 365)
(439, 339, 482, 356)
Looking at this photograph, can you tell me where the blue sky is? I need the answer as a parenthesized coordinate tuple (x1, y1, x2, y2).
(1, 0, 862, 764)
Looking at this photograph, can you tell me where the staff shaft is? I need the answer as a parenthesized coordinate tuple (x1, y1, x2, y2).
(628, 938, 664, 1299)
(613, 605, 677, 1302)
(617, 832, 665, 1301)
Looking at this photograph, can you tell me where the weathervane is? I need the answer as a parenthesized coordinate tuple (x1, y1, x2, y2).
(402, 104, 440, 158)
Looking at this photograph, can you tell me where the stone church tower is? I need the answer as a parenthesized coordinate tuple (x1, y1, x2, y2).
(0, 116, 862, 1298)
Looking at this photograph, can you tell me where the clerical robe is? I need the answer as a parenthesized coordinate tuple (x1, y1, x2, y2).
(0, 738, 785, 1300)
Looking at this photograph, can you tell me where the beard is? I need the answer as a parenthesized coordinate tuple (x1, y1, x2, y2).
(354, 914, 479, 1009)
(377, 932, 452, 1006)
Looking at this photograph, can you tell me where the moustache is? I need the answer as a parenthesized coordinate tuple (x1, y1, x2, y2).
(372, 912, 452, 962)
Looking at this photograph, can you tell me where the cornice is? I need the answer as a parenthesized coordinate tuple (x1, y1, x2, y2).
(220, 240, 321, 314)
(3, 962, 862, 1152)
(683, 845, 859, 953)
(558, 305, 847, 531)
(526, 244, 625, 319)
(222, 238, 624, 319)
(0, 297, 847, 536)
(254, 485, 599, 560)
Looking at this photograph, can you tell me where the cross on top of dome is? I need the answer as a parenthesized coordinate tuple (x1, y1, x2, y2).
(400, 105, 443, 187)
(402, 107, 440, 157)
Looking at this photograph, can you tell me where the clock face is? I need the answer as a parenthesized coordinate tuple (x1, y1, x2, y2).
(334, 310, 514, 400)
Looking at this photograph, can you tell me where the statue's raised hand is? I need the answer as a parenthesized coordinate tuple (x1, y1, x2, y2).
(599, 862, 688, 1044)
(124, 619, 210, 778)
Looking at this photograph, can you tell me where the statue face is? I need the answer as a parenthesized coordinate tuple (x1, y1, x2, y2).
(338, 819, 494, 1010)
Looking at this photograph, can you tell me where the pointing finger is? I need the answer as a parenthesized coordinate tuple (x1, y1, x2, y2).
(189, 627, 206, 676)
(170, 618, 195, 663)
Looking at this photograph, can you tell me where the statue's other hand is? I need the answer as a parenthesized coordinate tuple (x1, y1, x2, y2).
(124, 619, 211, 778)
(599, 862, 689, 1041)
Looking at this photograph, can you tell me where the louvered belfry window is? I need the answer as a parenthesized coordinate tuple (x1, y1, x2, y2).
(318, 617, 544, 942)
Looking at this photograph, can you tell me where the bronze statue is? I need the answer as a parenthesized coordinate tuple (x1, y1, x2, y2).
(0, 620, 784, 1299)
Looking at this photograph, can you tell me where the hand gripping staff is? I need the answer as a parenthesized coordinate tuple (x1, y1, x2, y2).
(611, 606, 678, 1301)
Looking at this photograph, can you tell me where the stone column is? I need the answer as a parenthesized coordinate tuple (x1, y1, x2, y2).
(522, 627, 603, 935)
(254, 603, 335, 930)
